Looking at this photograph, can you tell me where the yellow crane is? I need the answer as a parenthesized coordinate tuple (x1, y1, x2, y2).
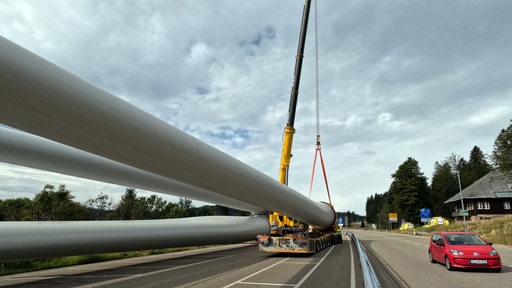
(257, 0, 341, 253)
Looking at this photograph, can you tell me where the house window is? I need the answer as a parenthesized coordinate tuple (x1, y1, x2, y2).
(477, 201, 490, 210)
(505, 201, 511, 210)
(467, 203, 474, 210)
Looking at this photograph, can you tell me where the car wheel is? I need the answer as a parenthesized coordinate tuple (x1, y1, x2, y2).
(444, 257, 453, 271)
(492, 268, 502, 273)
(428, 251, 436, 263)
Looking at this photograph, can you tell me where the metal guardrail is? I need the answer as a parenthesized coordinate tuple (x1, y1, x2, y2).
(347, 231, 381, 288)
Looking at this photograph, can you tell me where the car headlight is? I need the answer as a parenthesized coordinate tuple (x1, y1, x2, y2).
(449, 249, 464, 256)
(489, 249, 498, 256)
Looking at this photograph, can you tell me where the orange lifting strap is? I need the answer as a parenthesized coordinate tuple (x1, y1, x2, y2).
(309, 136, 332, 205)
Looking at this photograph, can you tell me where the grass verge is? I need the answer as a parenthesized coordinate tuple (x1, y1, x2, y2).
(397, 215, 512, 245)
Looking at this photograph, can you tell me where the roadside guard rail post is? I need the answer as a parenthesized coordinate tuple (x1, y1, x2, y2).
(347, 231, 381, 288)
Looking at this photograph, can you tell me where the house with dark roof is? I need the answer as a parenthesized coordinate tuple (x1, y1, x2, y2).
(445, 170, 512, 221)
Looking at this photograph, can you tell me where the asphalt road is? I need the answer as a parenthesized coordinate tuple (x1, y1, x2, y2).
(0, 239, 362, 288)
(352, 229, 512, 288)
(4, 231, 509, 287)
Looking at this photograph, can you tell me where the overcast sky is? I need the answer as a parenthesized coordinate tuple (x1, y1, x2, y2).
(1, 0, 511, 215)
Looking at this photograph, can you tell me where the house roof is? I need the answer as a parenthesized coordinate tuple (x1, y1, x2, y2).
(444, 170, 512, 203)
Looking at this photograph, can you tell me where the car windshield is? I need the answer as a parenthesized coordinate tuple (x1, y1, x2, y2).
(445, 234, 486, 245)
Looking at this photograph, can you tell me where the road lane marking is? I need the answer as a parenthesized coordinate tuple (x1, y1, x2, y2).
(76, 252, 247, 288)
(223, 247, 337, 287)
(294, 246, 335, 288)
(348, 238, 355, 288)
(241, 282, 294, 286)
(223, 258, 289, 288)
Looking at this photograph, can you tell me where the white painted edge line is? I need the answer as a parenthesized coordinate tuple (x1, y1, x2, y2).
(0, 244, 253, 285)
(348, 238, 356, 288)
(223, 258, 290, 288)
(77, 253, 241, 288)
(241, 282, 294, 287)
(294, 246, 335, 288)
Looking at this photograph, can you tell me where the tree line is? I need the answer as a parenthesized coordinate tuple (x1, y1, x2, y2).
(366, 120, 512, 228)
(336, 211, 365, 227)
(0, 185, 248, 221)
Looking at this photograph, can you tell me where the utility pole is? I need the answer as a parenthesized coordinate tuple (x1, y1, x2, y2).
(453, 170, 467, 232)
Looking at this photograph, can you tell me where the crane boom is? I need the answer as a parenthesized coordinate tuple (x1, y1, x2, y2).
(279, 0, 311, 185)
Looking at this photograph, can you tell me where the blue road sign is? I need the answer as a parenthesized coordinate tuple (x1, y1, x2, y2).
(420, 208, 431, 222)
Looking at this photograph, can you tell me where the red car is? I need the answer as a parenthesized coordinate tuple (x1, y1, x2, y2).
(428, 231, 501, 272)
